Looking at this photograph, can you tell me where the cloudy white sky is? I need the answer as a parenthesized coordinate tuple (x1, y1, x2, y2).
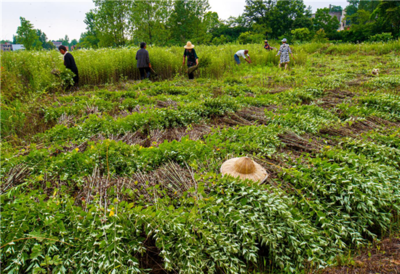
(1, 0, 349, 41)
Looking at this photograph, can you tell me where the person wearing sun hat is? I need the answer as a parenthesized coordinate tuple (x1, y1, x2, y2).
(276, 38, 294, 70)
(220, 157, 268, 183)
(264, 40, 275, 51)
(183, 41, 199, 80)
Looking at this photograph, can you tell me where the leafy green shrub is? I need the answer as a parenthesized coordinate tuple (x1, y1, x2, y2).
(291, 28, 311, 41)
(369, 33, 393, 42)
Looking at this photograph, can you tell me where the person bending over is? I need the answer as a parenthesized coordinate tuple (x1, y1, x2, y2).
(58, 45, 79, 90)
(234, 50, 251, 65)
(136, 42, 152, 80)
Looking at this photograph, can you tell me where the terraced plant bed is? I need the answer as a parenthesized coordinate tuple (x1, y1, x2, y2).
(1, 43, 400, 273)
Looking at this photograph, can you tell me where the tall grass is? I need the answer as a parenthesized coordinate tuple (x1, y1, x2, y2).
(1, 41, 398, 96)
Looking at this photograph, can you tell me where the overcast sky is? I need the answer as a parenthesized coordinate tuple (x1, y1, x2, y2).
(1, 0, 349, 41)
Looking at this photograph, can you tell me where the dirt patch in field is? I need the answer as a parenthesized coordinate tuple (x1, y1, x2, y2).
(266, 87, 287, 94)
(0, 164, 32, 194)
(211, 106, 276, 127)
(75, 162, 195, 207)
(317, 89, 355, 109)
(319, 116, 395, 137)
(137, 231, 167, 274)
(279, 132, 322, 154)
(156, 99, 178, 109)
(321, 236, 400, 274)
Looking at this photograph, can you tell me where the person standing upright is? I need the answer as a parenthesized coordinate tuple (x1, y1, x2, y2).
(183, 42, 198, 80)
(136, 42, 152, 80)
(276, 38, 294, 70)
(58, 45, 79, 90)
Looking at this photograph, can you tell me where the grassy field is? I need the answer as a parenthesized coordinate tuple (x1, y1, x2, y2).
(1, 42, 400, 273)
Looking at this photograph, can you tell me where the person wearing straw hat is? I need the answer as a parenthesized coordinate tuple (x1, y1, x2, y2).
(276, 38, 294, 70)
(264, 40, 275, 51)
(234, 49, 251, 65)
(183, 41, 198, 80)
(220, 157, 268, 183)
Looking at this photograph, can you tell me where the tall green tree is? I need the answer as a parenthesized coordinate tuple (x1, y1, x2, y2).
(36, 29, 55, 50)
(16, 17, 38, 50)
(79, 10, 100, 48)
(312, 8, 340, 37)
(93, 0, 131, 47)
(168, 0, 210, 44)
(59, 35, 70, 46)
(269, 0, 312, 38)
(371, 1, 400, 38)
(211, 16, 249, 42)
(243, 0, 276, 27)
(130, 0, 172, 46)
(36, 29, 47, 44)
(243, 0, 311, 38)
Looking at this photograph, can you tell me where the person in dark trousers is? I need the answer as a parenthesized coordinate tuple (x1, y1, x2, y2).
(58, 45, 79, 90)
(264, 40, 275, 51)
(136, 42, 151, 80)
(183, 41, 198, 80)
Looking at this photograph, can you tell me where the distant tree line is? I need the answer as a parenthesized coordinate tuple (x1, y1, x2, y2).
(78, 0, 398, 48)
(11, 17, 79, 51)
(9, 0, 399, 50)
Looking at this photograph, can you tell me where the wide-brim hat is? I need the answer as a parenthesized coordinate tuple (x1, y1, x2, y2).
(282, 38, 287, 42)
(220, 157, 268, 183)
(184, 41, 195, 49)
(264, 40, 268, 43)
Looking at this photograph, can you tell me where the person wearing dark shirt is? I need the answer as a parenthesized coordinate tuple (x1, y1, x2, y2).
(136, 42, 152, 80)
(58, 45, 79, 90)
(182, 41, 198, 80)
(264, 40, 275, 51)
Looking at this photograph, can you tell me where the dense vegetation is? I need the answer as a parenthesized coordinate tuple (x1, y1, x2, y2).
(1, 41, 400, 273)
(7, 0, 400, 51)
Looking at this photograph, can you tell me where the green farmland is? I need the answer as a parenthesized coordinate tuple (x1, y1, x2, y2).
(1, 42, 400, 273)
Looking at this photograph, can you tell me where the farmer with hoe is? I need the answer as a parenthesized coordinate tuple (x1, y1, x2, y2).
(234, 50, 252, 65)
(264, 40, 275, 51)
(276, 38, 294, 70)
(183, 41, 199, 80)
(136, 42, 152, 80)
(58, 45, 79, 90)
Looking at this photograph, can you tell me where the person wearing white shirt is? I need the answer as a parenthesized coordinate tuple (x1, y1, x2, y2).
(234, 50, 251, 65)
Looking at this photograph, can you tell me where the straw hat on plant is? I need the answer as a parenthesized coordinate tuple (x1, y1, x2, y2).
(220, 157, 268, 183)
(184, 41, 195, 49)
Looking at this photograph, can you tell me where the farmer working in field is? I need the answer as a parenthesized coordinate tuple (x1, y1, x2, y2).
(136, 42, 152, 80)
(234, 50, 251, 65)
(183, 42, 198, 80)
(276, 38, 294, 70)
(264, 40, 275, 51)
(58, 45, 79, 90)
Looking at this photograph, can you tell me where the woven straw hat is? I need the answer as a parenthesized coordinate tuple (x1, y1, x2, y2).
(220, 157, 268, 183)
(264, 40, 268, 43)
(184, 41, 195, 49)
